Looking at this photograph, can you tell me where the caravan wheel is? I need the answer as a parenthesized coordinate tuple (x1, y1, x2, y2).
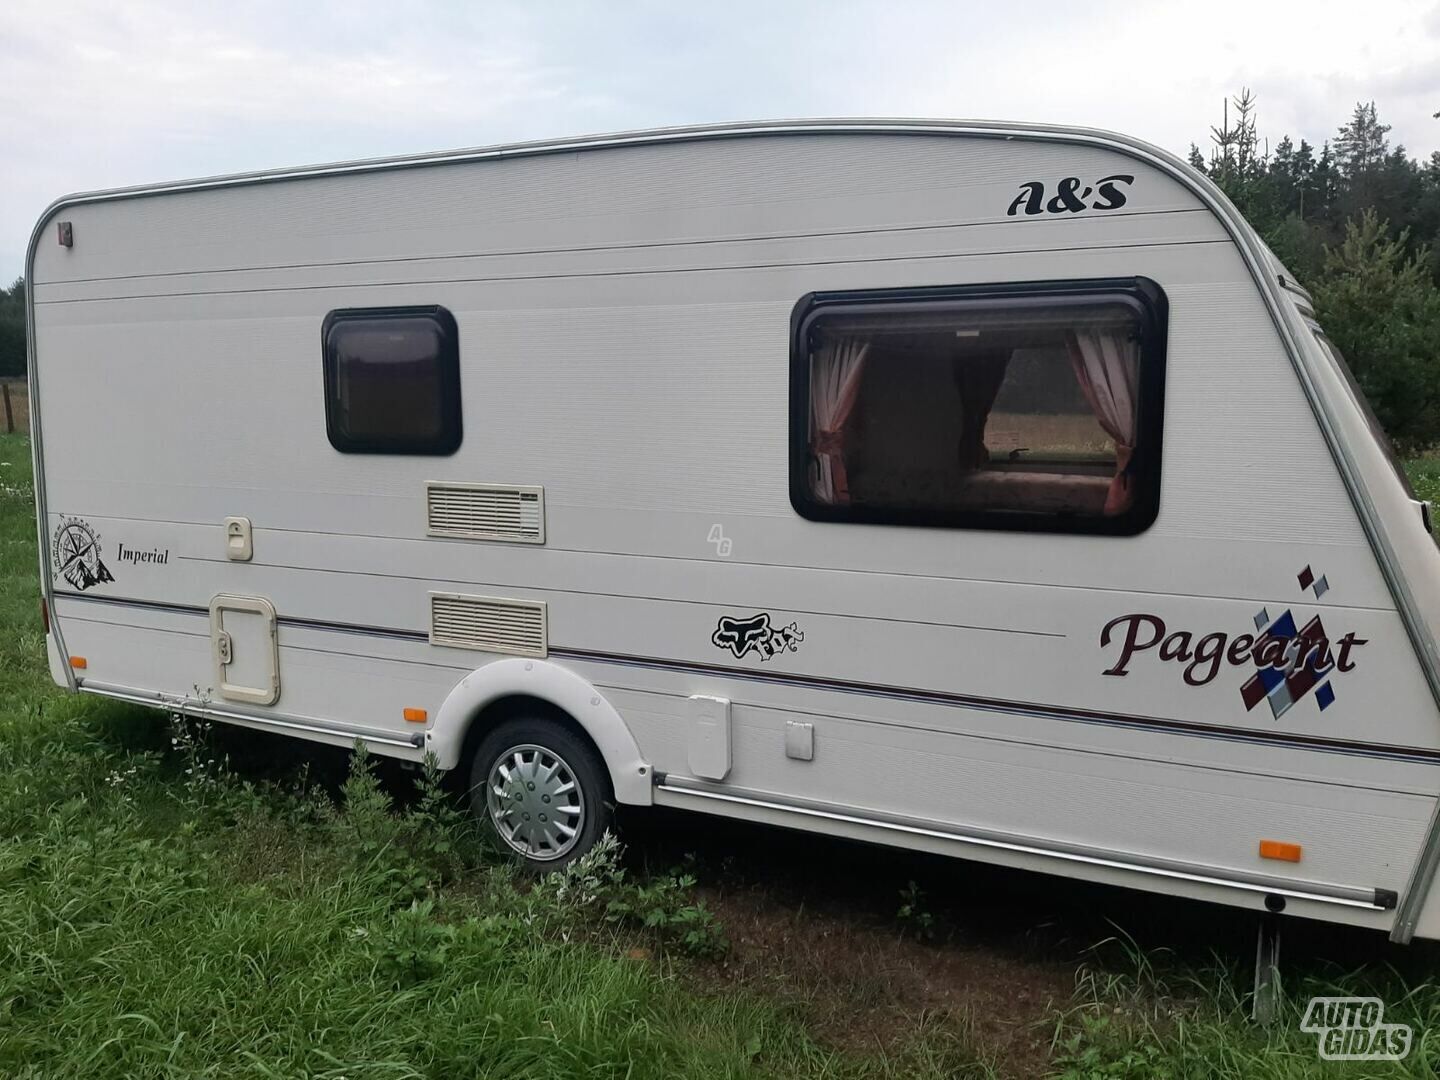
(469, 718, 613, 870)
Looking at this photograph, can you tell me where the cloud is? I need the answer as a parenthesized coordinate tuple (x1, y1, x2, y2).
(3, 0, 1439, 280)
(0, 0, 590, 277)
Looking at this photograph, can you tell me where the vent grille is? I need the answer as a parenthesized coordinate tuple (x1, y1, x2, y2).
(427, 483, 545, 544)
(429, 593, 547, 657)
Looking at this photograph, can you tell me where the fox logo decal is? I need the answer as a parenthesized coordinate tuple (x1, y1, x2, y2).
(712, 613, 804, 661)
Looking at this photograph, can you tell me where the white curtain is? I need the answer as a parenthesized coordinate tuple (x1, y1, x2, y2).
(810, 337, 871, 504)
(1065, 330, 1140, 514)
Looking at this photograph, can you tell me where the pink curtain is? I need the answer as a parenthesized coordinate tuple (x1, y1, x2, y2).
(954, 350, 1012, 470)
(1065, 329, 1140, 514)
(810, 338, 871, 504)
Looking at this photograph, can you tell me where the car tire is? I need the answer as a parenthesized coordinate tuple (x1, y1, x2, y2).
(469, 716, 614, 871)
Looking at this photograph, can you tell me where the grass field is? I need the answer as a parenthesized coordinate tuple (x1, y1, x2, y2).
(985, 411, 1113, 456)
(4, 429, 1440, 1077)
(1406, 455, 1440, 508)
(0, 432, 996, 1079)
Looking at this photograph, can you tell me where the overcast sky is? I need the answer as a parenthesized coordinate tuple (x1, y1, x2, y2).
(3, 0, 1439, 281)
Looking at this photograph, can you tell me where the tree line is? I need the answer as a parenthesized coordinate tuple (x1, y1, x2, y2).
(1192, 91, 1440, 450)
(2, 99, 1439, 443)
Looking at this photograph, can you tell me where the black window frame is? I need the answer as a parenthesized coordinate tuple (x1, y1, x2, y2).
(788, 277, 1168, 536)
(322, 304, 463, 455)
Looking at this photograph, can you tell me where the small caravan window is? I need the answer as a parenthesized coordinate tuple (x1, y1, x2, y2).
(323, 306, 462, 455)
(790, 279, 1167, 535)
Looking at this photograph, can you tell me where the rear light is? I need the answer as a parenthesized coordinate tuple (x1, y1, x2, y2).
(40, 597, 50, 635)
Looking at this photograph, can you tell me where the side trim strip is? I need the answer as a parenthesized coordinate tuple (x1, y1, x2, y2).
(655, 776, 1395, 911)
(53, 589, 1440, 765)
(552, 645, 1440, 766)
(80, 680, 425, 750)
(55, 592, 207, 619)
(53, 590, 430, 641)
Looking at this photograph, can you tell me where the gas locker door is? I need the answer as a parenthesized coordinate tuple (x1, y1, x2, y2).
(208, 595, 281, 706)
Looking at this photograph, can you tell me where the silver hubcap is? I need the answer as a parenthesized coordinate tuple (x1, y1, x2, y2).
(485, 743, 585, 861)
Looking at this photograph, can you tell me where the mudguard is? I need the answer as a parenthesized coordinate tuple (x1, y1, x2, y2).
(427, 657, 653, 805)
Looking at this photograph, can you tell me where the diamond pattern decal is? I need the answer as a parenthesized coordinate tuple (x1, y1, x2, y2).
(1240, 567, 1338, 718)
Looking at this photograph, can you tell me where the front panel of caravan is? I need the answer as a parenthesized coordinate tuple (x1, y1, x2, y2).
(29, 127, 1440, 933)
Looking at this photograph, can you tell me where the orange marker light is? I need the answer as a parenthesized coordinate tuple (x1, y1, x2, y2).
(1259, 840, 1302, 863)
(403, 708, 427, 723)
(68, 656, 87, 670)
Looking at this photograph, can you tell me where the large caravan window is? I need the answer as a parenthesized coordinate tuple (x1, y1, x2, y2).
(323, 306, 462, 455)
(790, 280, 1167, 535)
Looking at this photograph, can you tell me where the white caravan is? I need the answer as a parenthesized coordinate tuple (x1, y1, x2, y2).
(26, 120, 1440, 946)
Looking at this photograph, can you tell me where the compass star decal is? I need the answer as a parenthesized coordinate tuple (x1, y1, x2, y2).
(53, 518, 114, 591)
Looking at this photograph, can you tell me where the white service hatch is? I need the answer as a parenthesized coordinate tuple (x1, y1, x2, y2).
(208, 594, 280, 706)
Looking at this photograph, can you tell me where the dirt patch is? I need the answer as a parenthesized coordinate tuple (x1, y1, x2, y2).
(692, 878, 1073, 1075)
(618, 809, 1105, 1075)
(617, 806, 1440, 1076)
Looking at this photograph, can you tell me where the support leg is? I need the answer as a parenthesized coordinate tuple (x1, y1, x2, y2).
(1253, 910, 1282, 1026)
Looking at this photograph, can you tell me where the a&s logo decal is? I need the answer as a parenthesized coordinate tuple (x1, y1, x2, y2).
(53, 517, 115, 591)
(1007, 175, 1134, 216)
(712, 613, 804, 662)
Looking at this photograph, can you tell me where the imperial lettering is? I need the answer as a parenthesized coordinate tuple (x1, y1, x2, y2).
(1100, 612, 1366, 686)
(116, 542, 170, 567)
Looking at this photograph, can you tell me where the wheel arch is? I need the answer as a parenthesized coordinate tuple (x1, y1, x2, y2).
(428, 657, 653, 805)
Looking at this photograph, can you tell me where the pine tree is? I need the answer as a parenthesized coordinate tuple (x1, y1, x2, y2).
(1311, 211, 1440, 451)
(1313, 142, 1338, 224)
(1334, 102, 1394, 220)
(1208, 90, 1262, 191)
(1416, 152, 1440, 281)
(1293, 139, 1317, 219)
(1335, 102, 1391, 177)
(1208, 89, 1266, 220)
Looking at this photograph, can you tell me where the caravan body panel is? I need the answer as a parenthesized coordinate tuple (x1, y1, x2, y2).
(28, 121, 1440, 938)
